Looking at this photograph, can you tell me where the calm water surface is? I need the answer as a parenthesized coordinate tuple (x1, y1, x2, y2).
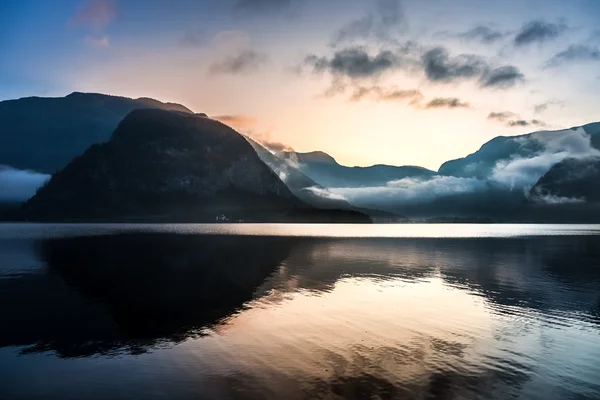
(1, 224, 599, 399)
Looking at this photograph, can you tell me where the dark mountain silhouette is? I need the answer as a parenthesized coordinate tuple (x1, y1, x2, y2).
(530, 157, 600, 203)
(21, 109, 370, 222)
(278, 151, 435, 188)
(0, 92, 193, 173)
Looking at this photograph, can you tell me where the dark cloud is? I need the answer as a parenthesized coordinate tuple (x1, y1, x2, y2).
(487, 111, 547, 128)
(514, 20, 567, 46)
(304, 44, 524, 96)
(421, 48, 524, 88)
(487, 111, 517, 122)
(425, 97, 470, 109)
(458, 26, 506, 43)
(209, 50, 267, 74)
(305, 48, 401, 79)
(331, 0, 404, 45)
(488, 112, 546, 128)
(480, 66, 525, 88)
(507, 119, 546, 127)
(421, 47, 486, 83)
(545, 44, 600, 67)
(349, 85, 423, 103)
(234, 0, 290, 15)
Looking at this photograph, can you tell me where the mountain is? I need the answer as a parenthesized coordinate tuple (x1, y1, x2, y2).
(278, 151, 436, 188)
(246, 138, 403, 220)
(530, 157, 600, 203)
(21, 109, 370, 223)
(0, 92, 194, 173)
(438, 122, 600, 180)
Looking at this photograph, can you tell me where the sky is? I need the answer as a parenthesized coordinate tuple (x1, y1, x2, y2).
(1, 0, 600, 170)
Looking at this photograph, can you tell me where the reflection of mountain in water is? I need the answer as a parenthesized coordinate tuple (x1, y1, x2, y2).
(0, 234, 296, 357)
(257, 237, 600, 319)
(1, 234, 599, 361)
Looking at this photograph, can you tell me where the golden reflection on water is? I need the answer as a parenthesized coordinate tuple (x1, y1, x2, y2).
(169, 238, 600, 399)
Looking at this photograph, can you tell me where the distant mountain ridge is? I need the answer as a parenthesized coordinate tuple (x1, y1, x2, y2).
(278, 150, 436, 188)
(2, 91, 600, 222)
(0, 92, 193, 173)
(438, 122, 600, 179)
(246, 138, 402, 220)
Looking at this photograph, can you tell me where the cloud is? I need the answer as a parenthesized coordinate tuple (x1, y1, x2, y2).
(488, 111, 546, 128)
(487, 111, 517, 122)
(215, 116, 294, 152)
(457, 26, 506, 43)
(347, 86, 468, 110)
(213, 115, 258, 129)
(514, 20, 567, 46)
(327, 175, 488, 208)
(209, 50, 267, 75)
(534, 100, 564, 114)
(507, 119, 546, 127)
(421, 47, 486, 83)
(533, 194, 585, 205)
(332, 0, 404, 45)
(490, 127, 600, 189)
(545, 44, 600, 67)
(0, 166, 50, 203)
(304, 44, 525, 98)
(421, 48, 524, 88)
(304, 186, 347, 202)
(349, 85, 423, 104)
(84, 35, 110, 48)
(70, 0, 117, 30)
(424, 97, 470, 109)
(234, 0, 290, 15)
(480, 66, 525, 88)
(305, 48, 401, 79)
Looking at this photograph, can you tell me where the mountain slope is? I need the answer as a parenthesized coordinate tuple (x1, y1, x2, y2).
(278, 151, 436, 188)
(246, 138, 402, 219)
(0, 92, 193, 173)
(530, 157, 600, 203)
(438, 122, 600, 180)
(22, 109, 370, 222)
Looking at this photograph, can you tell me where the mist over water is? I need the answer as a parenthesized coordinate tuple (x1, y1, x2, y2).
(1, 224, 599, 400)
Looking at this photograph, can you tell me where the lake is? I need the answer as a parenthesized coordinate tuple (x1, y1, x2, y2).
(1, 224, 599, 399)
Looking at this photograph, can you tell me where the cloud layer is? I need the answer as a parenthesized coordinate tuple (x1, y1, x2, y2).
(0, 166, 49, 203)
(305, 44, 525, 91)
(490, 127, 600, 189)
